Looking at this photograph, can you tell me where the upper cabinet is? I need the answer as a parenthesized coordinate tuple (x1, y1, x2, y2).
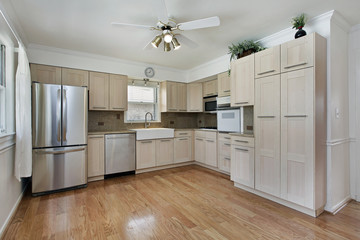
(281, 33, 314, 72)
(160, 81, 187, 112)
(255, 45, 281, 78)
(62, 68, 89, 87)
(30, 64, 61, 85)
(89, 72, 128, 111)
(217, 72, 231, 97)
(187, 82, 203, 112)
(230, 54, 255, 107)
(203, 79, 218, 97)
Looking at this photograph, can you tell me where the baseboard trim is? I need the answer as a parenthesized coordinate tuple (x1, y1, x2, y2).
(194, 162, 230, 176)
(0, 181, 29, 239)
(88, 175, 104, 182)
(326, 196, 352, 214)
(135, 162, 194, 174)
(233, 182, 323, 217)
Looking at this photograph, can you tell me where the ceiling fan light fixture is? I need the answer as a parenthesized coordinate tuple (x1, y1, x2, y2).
(171, 38, 181, 50)
(164, 42, 171, 52)
(151, 35, 162, 48)
(163, 30, 173, 43)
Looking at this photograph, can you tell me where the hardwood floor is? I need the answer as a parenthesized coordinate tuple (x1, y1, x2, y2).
(2, 165, 360, 240)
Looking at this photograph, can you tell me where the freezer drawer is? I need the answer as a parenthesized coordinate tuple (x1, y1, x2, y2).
(32, 146, 87, 194)
(105, 134, 135, 174)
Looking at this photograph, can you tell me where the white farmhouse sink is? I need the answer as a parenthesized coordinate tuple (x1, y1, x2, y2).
(131, 128, 174, 140)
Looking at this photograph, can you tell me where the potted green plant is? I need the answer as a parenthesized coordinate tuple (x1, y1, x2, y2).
(228, 40, 264, 61)
(291, 13, 307, 39)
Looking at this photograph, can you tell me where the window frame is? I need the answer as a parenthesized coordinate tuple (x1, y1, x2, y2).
(124, 83, 161, 123)
(0, 44, 6, 134)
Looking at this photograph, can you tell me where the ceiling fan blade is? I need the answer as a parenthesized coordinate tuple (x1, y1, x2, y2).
(143, 38, 156, 50)
(111, 22, 153, 29)
(177, 16, 220, 31)
(175, 34, 199, 49)
(153, 0, 169, 24)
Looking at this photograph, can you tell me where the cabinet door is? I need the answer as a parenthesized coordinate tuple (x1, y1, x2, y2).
(88, 135, 104, 178)
(255, 75, 281, 197)
(281, 33, 314, 72)
(280, 68, 314, 208)
(30, 64, 61, 85)
(231, 145, 254, 188)
(203, 79, 218, 97)
(205, 139, 217, 167)
(187, 83, 203, 112)
(136, 140, 156, 169)
(156, 139, 174, 166)
(167, 82, 178, 111)
(255, 45, 280, 78)
(89, 72, 109, 110)
(174, 137, 191, 163)
(219, 156, 231, 173)
(62, 68, 89, 87)
(109, 74, 128, 111)
(218, 72, 231, 97)
(230, 54, 254, 107)
(177, 83, 187, 112)
(194, 138, 205, 163)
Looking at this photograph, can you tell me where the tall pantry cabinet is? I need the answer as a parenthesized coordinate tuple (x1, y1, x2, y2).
(253, 33, 327, 216)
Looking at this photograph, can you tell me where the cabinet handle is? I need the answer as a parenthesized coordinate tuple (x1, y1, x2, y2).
(223, 90, 230, 93)
(141, 141, 153, 144)
(179, 133, 188, 135)
(179, 109, 187, 111)
(257, 116, 275, 118)
(235, 148, 248, 152)
(206, 140, 215, 143)
(92, 106, 106, 109)
(89, 136, 104, 139)
(235, 101, 248, 104)
(224, 143, 231, 146)
(160, 139, 171, 142)
(235, 140, 248, 143)
(196, 138, 203, 141)
(224, 157, 231, 160)
(284, 115, 307, 118)
(178, 138, 188, 141)
(258, 69, 275, 75)
(111, 107, 125, 110)
(284, 62, 307, 69)
(224, 137, 230, 140)
(168, 108, 177, 111)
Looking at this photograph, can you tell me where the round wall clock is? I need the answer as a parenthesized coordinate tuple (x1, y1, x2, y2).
(145, 67, 155, 78)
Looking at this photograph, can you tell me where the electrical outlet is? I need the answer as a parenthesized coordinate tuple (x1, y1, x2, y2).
(98, 122, 104, 126)
(247, 126, 253, 131)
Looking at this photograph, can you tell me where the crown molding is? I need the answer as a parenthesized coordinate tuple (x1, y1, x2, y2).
(331, 10, 351, 32)
(350, 24, 360, 33)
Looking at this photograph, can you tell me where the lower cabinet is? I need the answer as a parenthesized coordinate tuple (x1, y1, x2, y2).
(205, 139, 217, 167)
(174, 137, 192, 163)
(218, 133, 231, 173)
(87, 135, 105, 180)
(156, 139, 174, 166)
(194, 137, 205, 164)
(194, 130, 217, 167)
(231, 136, 254, 188)
(136, 138, 174, 170)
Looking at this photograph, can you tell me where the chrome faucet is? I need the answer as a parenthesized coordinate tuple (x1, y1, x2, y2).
(144, 112, 154, 128)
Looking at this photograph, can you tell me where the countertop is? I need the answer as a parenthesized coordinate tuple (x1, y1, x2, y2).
(229, 132, 254, 138)
(88, 130, 136, 135)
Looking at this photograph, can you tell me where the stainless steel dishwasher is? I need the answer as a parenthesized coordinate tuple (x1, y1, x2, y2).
(105, 133, 136, 175)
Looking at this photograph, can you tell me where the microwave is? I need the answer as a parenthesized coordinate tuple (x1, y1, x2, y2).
(203, 96, 217, 113)
(217, 108, 243, 133)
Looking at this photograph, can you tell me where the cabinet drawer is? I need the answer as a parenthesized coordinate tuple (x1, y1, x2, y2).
(219, 141, 231, 157)
(195, 131, 206, 138)
(205, 131, 217, 139)
(175, 131, 192, 138)
(231, 136, 254, 147)
(218, 133, 231, 142)
(219, 155, 231, 173)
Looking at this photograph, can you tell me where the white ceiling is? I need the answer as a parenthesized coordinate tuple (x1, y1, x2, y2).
(5, 0, 360, 70)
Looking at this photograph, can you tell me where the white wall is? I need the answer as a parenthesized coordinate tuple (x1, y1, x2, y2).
(0, 8, 27, 238)
(349, 24, 360, 202)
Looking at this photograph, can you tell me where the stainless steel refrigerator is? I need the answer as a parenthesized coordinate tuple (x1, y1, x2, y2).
(32, 82, 88, 195)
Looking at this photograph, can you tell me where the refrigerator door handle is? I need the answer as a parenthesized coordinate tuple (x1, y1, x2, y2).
(63, 88, 67, 142)
(34, 147, 86, 155)
(57, 89, 61, 142)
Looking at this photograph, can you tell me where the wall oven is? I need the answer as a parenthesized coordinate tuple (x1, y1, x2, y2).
(217, 96, 243, 132)
(203, 96, 217, 113)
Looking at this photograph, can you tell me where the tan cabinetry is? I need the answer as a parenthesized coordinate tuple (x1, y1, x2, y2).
(174, 131, 192, 163)
(218, 133, 231, 173)
(254, 75, 281, 197)
(87, 135, 104, 181)
(231, 136, 254, 188)
(203, 79, 218, 97)
(30, 64, 61, 85)
(255, 45, 281, 78)
(136, 140, 156, 169)
(62, 68, 89, 87)
(187, 82, 203, 112)
(194, 130, 217, 167)
(230, 54, 254, 107)
(161, 81, 187, 112)
(89, 72, 128, 111)
(156, 139, 174, 166)
(217, 72, 231, 97)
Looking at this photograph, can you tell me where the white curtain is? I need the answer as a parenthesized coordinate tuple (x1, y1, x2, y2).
(14, 44, 32, 181)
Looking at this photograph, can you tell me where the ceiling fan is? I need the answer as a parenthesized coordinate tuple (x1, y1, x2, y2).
(111, 0, 220, 52)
